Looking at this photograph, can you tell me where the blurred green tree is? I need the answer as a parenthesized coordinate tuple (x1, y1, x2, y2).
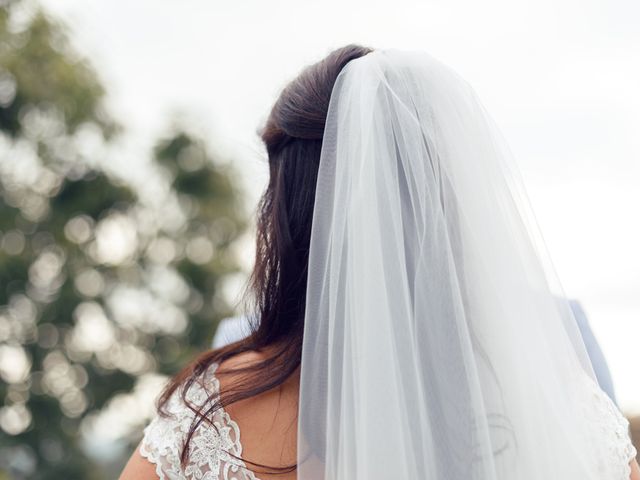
(0, 1, 247, 478)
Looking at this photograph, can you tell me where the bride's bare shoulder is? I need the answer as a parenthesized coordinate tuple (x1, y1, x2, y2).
(213, 349, 298, 477)
(214, 349, 299, 422)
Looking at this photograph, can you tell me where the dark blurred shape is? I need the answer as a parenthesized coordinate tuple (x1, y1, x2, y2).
(0, 2, 246, 478)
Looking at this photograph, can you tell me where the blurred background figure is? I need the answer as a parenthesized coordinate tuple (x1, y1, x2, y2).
(211, 316, 251, 349)
(570, 299, 617, 404)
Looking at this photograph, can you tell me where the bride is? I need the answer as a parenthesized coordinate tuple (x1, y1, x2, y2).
(120, 45, 639, 479)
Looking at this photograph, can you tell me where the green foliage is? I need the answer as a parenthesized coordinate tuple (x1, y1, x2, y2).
(0, 3, 113, 137)
(0, 2, 247, 478)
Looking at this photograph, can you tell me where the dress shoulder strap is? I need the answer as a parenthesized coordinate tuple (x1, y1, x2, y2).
(140, 363, 260, 480)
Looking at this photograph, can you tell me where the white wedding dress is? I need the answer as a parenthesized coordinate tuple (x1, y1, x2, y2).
(139, 362, 636, 480)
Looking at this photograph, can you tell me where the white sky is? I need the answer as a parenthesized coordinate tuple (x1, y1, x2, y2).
(40, 0, 640, 411)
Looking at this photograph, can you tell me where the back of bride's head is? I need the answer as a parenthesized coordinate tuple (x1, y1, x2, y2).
(246, 44, 373, 352)
(261, 44, 373, 153)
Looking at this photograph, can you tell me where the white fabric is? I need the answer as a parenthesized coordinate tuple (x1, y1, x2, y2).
(297, 49, 636, 479)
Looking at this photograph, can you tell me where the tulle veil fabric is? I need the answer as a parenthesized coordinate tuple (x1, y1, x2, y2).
(297, 49, 609, 479)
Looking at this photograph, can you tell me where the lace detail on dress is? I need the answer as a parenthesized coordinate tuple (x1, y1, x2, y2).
(139, 362, 636, 479)
(140, 363, 261, 480)
(579, 373, 637, 480)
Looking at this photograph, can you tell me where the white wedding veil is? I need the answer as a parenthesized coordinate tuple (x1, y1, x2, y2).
(297, 49, 611, 479)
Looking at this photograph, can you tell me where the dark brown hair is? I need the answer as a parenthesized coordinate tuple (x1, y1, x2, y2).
(156, 44, 373, 474)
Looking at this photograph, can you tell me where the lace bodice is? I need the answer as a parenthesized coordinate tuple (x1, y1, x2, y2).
(578, 372, 637, 479)
(140, 364, 636, 480)
(140, 363, 260, 480)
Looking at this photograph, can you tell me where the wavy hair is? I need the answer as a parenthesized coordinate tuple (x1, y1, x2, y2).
(156, 44, 374, 474)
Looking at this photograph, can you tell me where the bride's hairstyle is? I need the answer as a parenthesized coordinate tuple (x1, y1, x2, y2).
(157, 44, 373, 472)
